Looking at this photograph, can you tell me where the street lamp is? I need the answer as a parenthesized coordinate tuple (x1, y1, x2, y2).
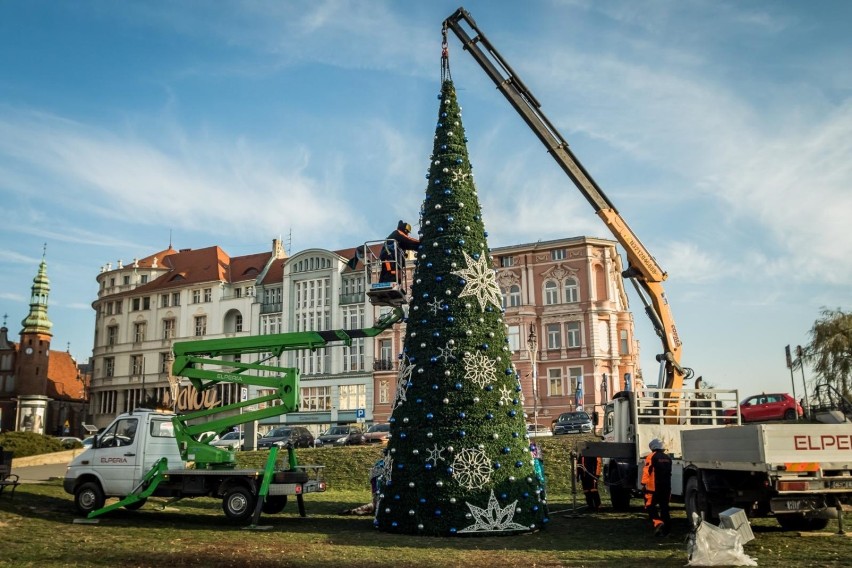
(527, 323, 538, 428)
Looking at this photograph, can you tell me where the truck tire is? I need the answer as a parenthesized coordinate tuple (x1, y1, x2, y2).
(684, 477, 708, 527)
(74, 481, 105, 515)
(222, 485, 255, 522)
(776, 513, 829, 531)
(262, 495, 288, 514)
(608, 484, 631, 511)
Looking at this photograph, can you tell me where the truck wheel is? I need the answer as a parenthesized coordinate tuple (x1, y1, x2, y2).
(776, 513, 829, 531)
(222, 485, 256, 522)
(684, 477, 708, 527)
(262, 495, 288, 514)
(608, 484, 631, 511)
(74, 481, 105, 515)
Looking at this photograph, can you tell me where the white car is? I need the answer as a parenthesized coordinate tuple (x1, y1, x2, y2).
(210, 431, 260, 451)
(527, 424, 553, 438)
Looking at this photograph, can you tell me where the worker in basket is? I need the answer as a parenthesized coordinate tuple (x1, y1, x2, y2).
(379, 220, 420, 285)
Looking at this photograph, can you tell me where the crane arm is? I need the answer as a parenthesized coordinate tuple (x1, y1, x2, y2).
(169, 306, 405, 466)
(444, 8, 688, 410)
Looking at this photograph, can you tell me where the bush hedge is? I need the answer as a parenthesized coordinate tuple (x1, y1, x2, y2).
(237, 433, 598, 493)
(0, 431, 63, 458)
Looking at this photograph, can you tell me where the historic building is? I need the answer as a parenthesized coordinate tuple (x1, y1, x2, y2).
(0, 253, 89, 436)
(87, 236, 640, 435)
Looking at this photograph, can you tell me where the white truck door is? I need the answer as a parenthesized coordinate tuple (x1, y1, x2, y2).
(91, 416, 141, 496)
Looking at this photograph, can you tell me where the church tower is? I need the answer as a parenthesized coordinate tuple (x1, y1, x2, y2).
(16, 248, 53, 398)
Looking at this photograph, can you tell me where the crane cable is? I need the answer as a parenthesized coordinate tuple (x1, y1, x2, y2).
(441, 22, 452, 82)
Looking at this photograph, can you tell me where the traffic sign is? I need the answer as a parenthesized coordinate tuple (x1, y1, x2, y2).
(356, 408, 366, 419)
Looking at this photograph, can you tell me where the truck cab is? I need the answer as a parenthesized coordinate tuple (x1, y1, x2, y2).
(64, 409, 184, 512)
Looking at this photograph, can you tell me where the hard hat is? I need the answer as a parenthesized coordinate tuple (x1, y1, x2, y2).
(398, 220, 412, 234)
(649, 438, 664, 451)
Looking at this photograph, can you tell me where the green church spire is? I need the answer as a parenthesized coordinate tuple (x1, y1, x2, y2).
(21, 245, 53, 336)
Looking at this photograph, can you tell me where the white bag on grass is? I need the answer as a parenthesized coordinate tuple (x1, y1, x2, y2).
(687, 516, 757, 566)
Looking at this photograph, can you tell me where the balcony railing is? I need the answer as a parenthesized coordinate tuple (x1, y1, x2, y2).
(373, 359, 396, 371)
(339, 292, 365, 305)
(260, 302, 282, 314)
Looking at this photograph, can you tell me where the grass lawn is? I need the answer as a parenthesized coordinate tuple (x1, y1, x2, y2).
(1, 480, 850, 567)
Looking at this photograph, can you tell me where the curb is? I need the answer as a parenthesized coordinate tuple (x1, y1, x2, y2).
(12, 448, 85, 468)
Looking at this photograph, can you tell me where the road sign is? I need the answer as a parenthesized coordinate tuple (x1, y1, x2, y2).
(356, 408, 366, 419)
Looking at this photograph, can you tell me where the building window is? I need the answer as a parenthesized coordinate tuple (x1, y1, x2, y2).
(192, 290, 201, 304)
(194, 315, 207, 337)
(114, 300, 122, 314)
(569, 367, 583, 397)
(160, 294, 170, 308)
(546, 323, 561, 349)
(509, 285, 521, 307)
(544, 281, 559, 305)
(123, 275, 130, 285)
(107, 325, 119, 346)
(104, 357, 115, 378)
(377, 339, 393, 370)
(379, 380, 390, 404)
(140, 275, 148, 284)
(235, 314, 243, 333)
(620, 329, 629, 355)
(500, 256, 515, 267)
(133, 322, 147, 343)
(300, 386, 331, 411)
(339, 384, 366, 410)
(203, 288, 212, 302)
(172, 292, 181, 306)
(551, 249, 566, 261)
(159, 352, 170, 374)
(162, 319, 175, 339)
(264, 287, 282, 305)
(132, 298, 140, 311)
(564, 278, 579, 303)
(506, 325, 520, 353)
(261, 314, 282, 335)
(131, 354, 144, 375)
(548, 368, 565, 396)
(105, 302, 113, 316)
(234, 287, 242, 298)
(566, 321, 581, 348)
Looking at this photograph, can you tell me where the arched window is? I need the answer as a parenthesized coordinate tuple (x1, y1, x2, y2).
(544, 281, 558, 305)
(564, 278, 579, 303)
(509, 285, 521, 307)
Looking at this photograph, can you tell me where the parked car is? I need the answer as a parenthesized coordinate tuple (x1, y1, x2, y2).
(724, 393, 803, 423)
(364, 423, 391, 445)
(526, 424, 553, 438)
(257, 426, 315, 449)
(317, 425, 366, 447)
(82, 436, 95, 449)
(552, 411, 594, 435)
(210, 430, 260, 451)
(54, 436, 83, 449)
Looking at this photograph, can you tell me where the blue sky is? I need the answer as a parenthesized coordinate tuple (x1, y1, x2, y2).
(1, 0, 850, 398)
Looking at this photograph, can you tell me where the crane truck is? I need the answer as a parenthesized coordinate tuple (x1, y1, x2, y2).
(65, 305, 405, 524)
(444, 7, 852, 531)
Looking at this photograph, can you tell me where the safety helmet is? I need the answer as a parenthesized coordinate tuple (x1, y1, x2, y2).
(398, 220, 412, 234)
(649, 438, 664, 451)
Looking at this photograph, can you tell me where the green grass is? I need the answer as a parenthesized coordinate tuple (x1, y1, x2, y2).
(1, 480, 850, 567)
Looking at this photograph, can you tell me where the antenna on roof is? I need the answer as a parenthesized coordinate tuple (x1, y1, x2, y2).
(286, 228, 292, 256)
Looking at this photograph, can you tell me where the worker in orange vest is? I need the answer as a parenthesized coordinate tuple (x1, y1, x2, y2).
(577, 451, 602, 511)
(642, 438, 672, 536)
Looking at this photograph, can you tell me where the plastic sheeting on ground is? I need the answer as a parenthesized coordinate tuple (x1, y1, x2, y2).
(686, 516, 757, 566)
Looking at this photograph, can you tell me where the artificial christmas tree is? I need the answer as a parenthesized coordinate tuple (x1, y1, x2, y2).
(374, 77, 548, 536)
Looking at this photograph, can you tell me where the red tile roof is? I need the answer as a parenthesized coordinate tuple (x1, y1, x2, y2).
(47, 350, 88, 401)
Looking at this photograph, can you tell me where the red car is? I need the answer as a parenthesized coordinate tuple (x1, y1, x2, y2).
(725, 393, 803, 423)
